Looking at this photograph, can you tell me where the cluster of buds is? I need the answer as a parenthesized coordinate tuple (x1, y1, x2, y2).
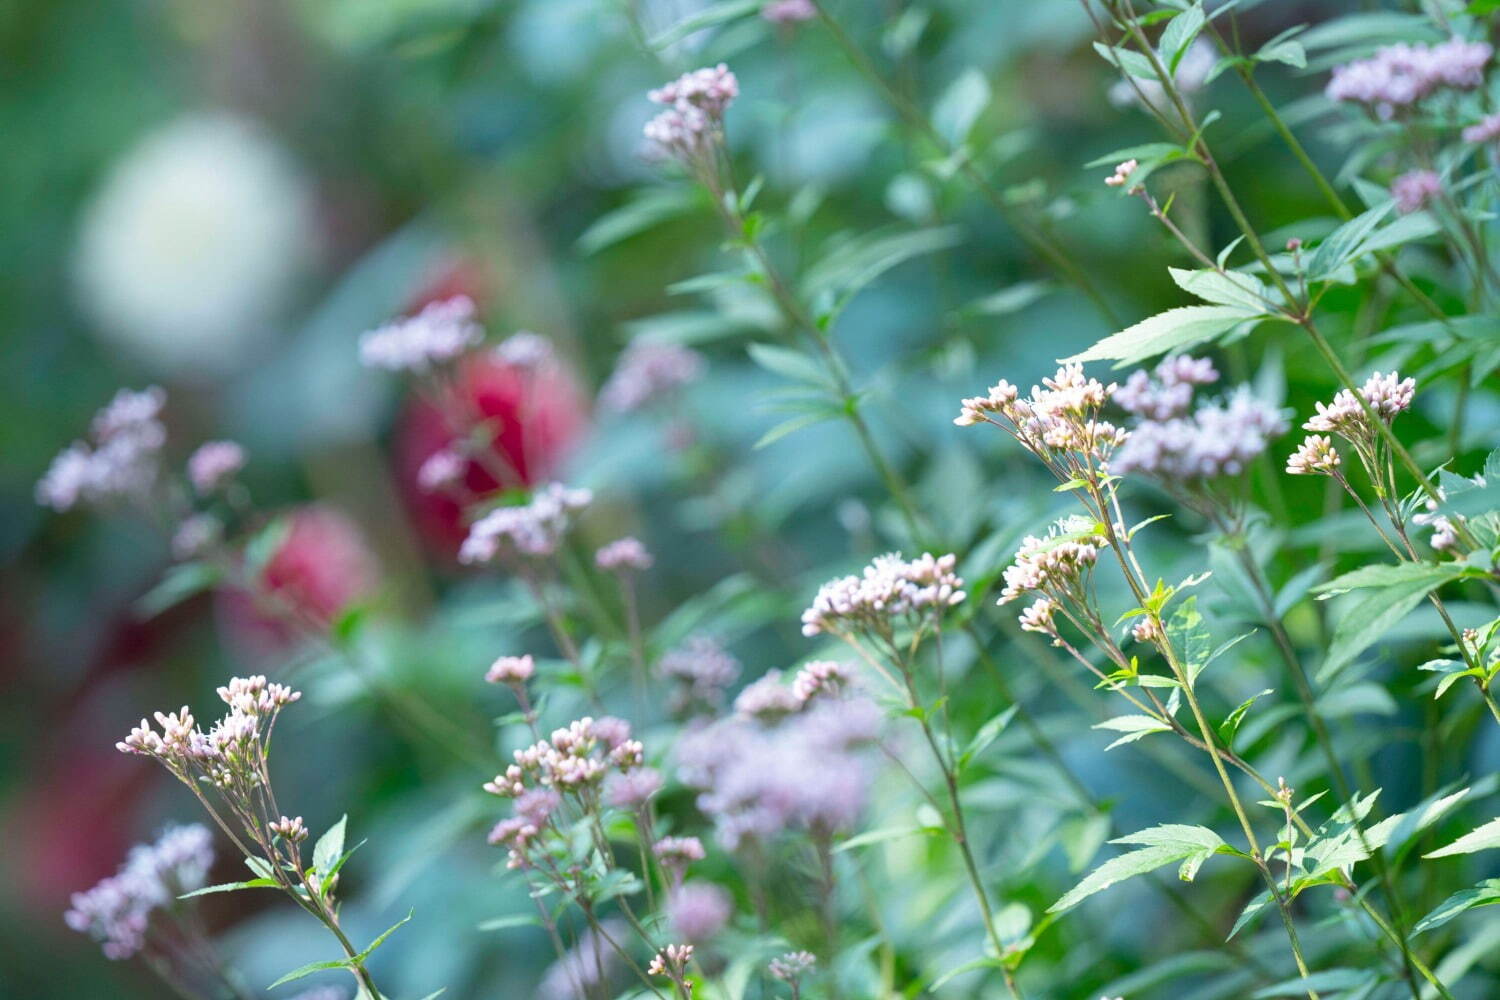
(269, 815, 309, 843)
(117, 676, 300, 795)
(762, 0, 816, 24)
(654, 835, 706, 884)
(485, 653, 536, 687)
(800, 552, 966, 638)
(955, 365, 1125, 479)
(769, 950, 817, 993)
(790, 660, 853, 703)
(599, 341, 705, 413)
(732, 670, 804, 721)
(595, 536, 654, 572)
(1000, 517, 1110, 640)
(483, 717, 646, 866)
(36, 387, 167, 513)
(458, 483, 592, 564)
(1289, 371, 1416, 487)
(358, 295, 483, 373)
(187, 440, 246, 495)
(648, 943, 696, 985)
(644, 65, 738, 165)
(1463, 112, 1500, 145)
(1111, 386, 1288, 483)
(1104, 159, 1138, 189)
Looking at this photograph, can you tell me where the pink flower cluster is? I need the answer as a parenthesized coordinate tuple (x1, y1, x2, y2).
(999, 515, 1106, 608)
(1303, 371, 1415, 437)
(644, 65, 739, 161)
(1112, 387, 1288, 481)
(358, 295, 483, 373)
(659, 634, 742, 712)
(599, 341, 705, 412)
(483, 717, 645, 866)
(117, 676, 301, 789)
(800, 552, 966, 637)
(1326, 38, 1492, 119)
(1114, 356, 1219, 421)
(187, 440, 246, 494)
(65, 825, 213, 960)
(762, 0, 816, 23)
(36, 387, 166, 512)
(1391, 169, 1442, 214)
(458, 483, 593, 563)
(676, 694, 880, 849)
(595, 536, 653, 572)
(955, 364, 1125, 462)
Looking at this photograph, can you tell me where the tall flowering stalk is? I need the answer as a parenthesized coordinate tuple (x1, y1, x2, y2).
(116, 677, 406, 997)
(800, 552, 1031, 997)
(958, 362, 1467, 999)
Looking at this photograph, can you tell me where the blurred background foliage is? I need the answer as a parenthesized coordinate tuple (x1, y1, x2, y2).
(4, 0, 1498, 997)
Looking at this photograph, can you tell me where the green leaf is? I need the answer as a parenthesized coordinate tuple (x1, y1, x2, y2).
(1092, 41, 1159, 81)
(1219, 688, 1274, 745)
(1049, 825, 1226, 913)
(357, 909, 414, 960)
(268, 959, 355, 989)
(577, 187, 699, 255)
(960, 705, 1019, 768)
(648, 0, 758, 47)
(1228, 889, 1275, 939)
(1167, 597, 1212, 685)
(1060, 305, 1259, 368)
(1167, 267, 1274, 312)
(477, 914, 541, 932)
(835, 825, 936, 853)
(313, 815, 348, 877)
(803, 226, 964, 316)
(1254, 39, 1306, 68)
(1313, 561, 1468, 596)
(1307, 205, 1390, 280)
(135, 562, 221, 619)
(753, 411, 838, 450)
(244, 517, 291, 578)
(1425, 817, 1500, 858)
(929, 956, 1003, 991)
(1092, 714, 1171, 751)
(932, 68, 991, 145)
(746, 342, 829, 387)
(1160, 4, 1206, 71)
(178, 878, 279, 899)
(1317, 568, 1462, 682)
(1413, 880, 1500, 934)
(1252, 970, 1376, 997)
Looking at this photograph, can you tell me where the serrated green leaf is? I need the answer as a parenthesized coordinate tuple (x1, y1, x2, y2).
(1160, 4, 1206, 71)
(1413, 880, 1500, 934)
(1426, 817, 1500, 858)
(1318, 571, 1459, 682)
(1050, 825, 1225, 913)
(1060, 305, 1258, 368)
(1167, 267, 1274, 312)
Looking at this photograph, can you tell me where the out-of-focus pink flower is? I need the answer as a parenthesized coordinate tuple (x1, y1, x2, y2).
(395, 354, 589, 556)
(217, 505, 379, 654)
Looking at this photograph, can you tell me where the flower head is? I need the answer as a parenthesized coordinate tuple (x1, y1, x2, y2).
(600, 341, 705, 412)
(65, 824, 213, 960)
(486, 654, 536, 686)
(359, 296, 482, 373)
(1327, 38, 1492, 119)
(595, 536, 653, 572)
(459, 483, 592, 564)
(801, 552, 965, 638)
(667, 881, 733, 941)
(645, 65, 739, 163)
(37, 387, 167, 512)
(1392, 169, 1442, 214)
(187, 440, 246, 494)
(1286, 434, 1341, 476)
